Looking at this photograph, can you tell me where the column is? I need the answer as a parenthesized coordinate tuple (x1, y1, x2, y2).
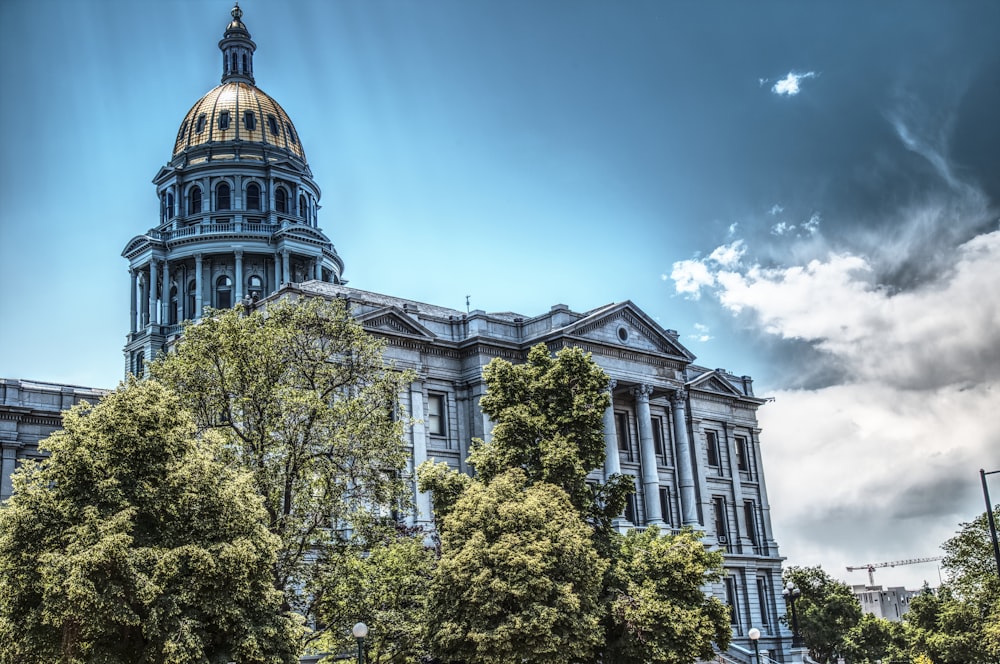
(129, 268, 138, 333)
(160, 260, 170, 325)
(0, 436, 20, 502)
(281, 250, 290, 285)
(635, 384, 664, 526)
(314, 257, 322, 281)
(148, 260, 159, 326)
(234, 250, 244, 302)
(409, 382, 432, 526)
(672, 390, 700, 526)
(194, 253, 203, 319)
(272, 253, 281, 290)
(602, 380, 621, 482)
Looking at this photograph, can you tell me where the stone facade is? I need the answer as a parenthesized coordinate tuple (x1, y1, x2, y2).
(0, 379, 108, 501)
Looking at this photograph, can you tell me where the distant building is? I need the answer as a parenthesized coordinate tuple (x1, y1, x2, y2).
(852, 585, 922, 622)
(3, 5, 799, 661)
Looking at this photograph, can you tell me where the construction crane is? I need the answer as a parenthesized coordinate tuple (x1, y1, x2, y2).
(846, 556, 944, 586)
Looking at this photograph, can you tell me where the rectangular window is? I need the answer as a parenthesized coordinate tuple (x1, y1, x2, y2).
(706, 430, 720, 466)
(267, 114, 280, 136)
(427, 394, 445, 436)
(757, 577, 771, 629)
(218, 110, 230, 130)
(713, 496, 728, 543)
(725, 576, 740, 627)
(652, 416, 665, 459)
(615, 411, 632, 461)
(744, 501, 758, 546)
(659, 486, 671, 526)
(243, 110, 256, 131)
(735, 435, 749, 471)
(624, 488, 638, 524)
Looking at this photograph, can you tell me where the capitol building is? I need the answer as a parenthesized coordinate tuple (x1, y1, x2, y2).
(2, 5, 795, 661)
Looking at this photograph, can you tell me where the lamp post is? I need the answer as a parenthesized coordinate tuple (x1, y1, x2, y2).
(352, 622, 368, 664)
(748, 627, 761, 664)
(783, 581, 803, 648)
(980, 469, 1000, 581)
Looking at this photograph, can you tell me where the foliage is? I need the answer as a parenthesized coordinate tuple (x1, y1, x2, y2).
(0, 379, 299, 664)
(467, 343, 632, 533)
(940, 505, 1000, 612)
(782, 566, 862, 663)
(314, 530, 435, 664)
(151, 298, 415, 632)
(416, 459, 472, 525)
(426, 470, 607, 664)
(604, 527, 731, 664)
(841, 613, 902, 664)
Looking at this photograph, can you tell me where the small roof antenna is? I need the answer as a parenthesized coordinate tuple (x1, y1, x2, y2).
(465, 295, 471, 313)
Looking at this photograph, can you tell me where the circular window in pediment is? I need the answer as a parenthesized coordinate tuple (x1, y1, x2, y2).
(617, 326, 629, 343)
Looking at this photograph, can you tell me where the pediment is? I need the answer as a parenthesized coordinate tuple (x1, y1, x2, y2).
(355, 306, 436, 340)
(565, 302, 695, 362)
(686, 370, 746, 398)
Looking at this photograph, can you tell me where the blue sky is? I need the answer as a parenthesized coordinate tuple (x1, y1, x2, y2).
(2, 0, 999, 590)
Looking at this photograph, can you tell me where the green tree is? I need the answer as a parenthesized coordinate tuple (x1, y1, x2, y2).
(904, 587, 989, 664)
(467, 343, 632, 534)
(841, 613, 901, 663)
(604, 527, 731, 664)
(422, 344, 732, 664)
(0, 379, 299, 664)
(150, 298, 414, 636)
(425, 470, 607, 664)
(313, 530, 435, 664)
(941, 506, 1000, 614)
(782, 566, 862, 663)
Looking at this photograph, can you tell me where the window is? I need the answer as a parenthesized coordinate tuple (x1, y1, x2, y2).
(216, 182, 231, 210)
(218, 110, 230, 130)
(267, 114, 280, 136)
(757, 577, 771, 629)
(652, 416, 665, 459)
(195, 113, 206, 133)
(243, 110, 256, 131)
(713, 496, 729, 543)
(659, 486, 672, 526)
(735, 435, 750, 472)
(427, 394, 445, 436)
(165, 192, 174, 220)
(706, 430, 720, 466)
(188, 186, 202, 214)
(216, 276, 232, 309)
(246, 183, 261, 210)
(275, 187, 288, 213)
(248, 275, 263, 301)
(177, 120, 188, 142)
(744, 501, 758, 546)
(242, 53, 248, 73)
(299, 194, 307, 218)
(615, 411, 632, 461)
(133, 351, 145, 377)
(624, 479, 638, 523)
(725, 576, 740, 627)
(168, 285, 178, 325)
(286, 122, 297, 144)
(187, 280, 197, 318)
(230, 52, 237, 74)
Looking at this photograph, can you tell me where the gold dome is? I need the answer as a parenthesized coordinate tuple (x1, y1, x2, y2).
(173, 82, 305, 161)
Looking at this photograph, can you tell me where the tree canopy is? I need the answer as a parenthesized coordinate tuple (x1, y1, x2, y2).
(426, 470, 607, 664)
(782, 566, 862, 663)
(150, 298, 414, 634)
(0, 379, 298, 664)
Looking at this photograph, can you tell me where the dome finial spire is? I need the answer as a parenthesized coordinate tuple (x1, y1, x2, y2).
(219, 2, 255, 84)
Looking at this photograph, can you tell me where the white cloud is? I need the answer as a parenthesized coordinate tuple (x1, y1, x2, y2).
(771, 221, 795, 236)
(768, 204, 784, 216)
(772, 71, 816, 96)
(688, 323, 714, 343)
(707, 240, 746, 268)
(670, 259, 715, 298)
(801, 212, 820, 235)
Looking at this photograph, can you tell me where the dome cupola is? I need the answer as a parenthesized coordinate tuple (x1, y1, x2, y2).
(220, 3, 255, 85)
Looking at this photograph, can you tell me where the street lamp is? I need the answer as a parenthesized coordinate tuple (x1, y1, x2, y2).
(980, 469, 1000, 582)
(352, 622, 368, 664)
(748, 627, 761, 664)
(783, 581, 803, 648)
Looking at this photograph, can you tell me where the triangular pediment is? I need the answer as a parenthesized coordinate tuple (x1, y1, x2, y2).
(686, 370, 746, 398)
(355, 306, 436, 340)
(564, 302, 695, 362)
